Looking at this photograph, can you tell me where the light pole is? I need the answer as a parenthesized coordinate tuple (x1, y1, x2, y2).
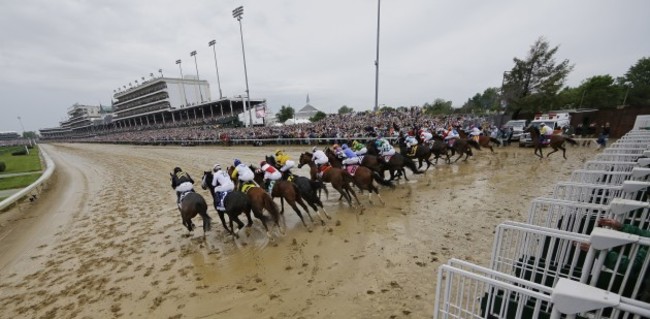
(176, 59, 189, 107)
(579, 89, 587, 108)
(159, 68, 164, 78)
(622, 83, 631, 106)
(233, 5, 254, 127)
(500, 71, 510, 109)
(373, 0, 381, 112)
(208, 40, 223, 100)
(17, 116, 25, 136)
(190, 50, 204, 102)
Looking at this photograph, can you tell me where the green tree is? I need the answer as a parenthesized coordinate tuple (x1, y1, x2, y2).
(577, 75, 621, 108)
(379, 105, 395, 112)
(309, 111, 327, 122)
(338, 105, 354, 114)
(461, 88, 501, 114)
(502, 37, 574, 115)
(423, 99, 453, 115)
(275, 105, 295, 123)
(624, 57, 650, 106)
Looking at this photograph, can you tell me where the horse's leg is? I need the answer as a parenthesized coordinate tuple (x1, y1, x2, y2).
(344, 182, 361, 206)
(333, 183, 352, 207)
(295, 195, 315, 223)
(489, 145, 494, 153)
(199, 209, 212, 234)
(288, 198, 310, 231)
(252, 206, 273, 240)
(560, 145, 567, 159)
(280, 197, 285, 214)
(228, 215, 239, 239)
(417, 158, 423, 169)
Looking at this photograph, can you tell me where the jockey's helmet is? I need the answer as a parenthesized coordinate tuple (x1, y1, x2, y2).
(174, 167, 182, 174)
(260, 161, 267, 167)
(213, 164, 221, 172)
(234, 159, 242, 167)
(312, 146, 317, 152)
(332, 144, 340, 149)
(342, 144, 349, 149)
(540, 123, 546, 126)
(275, 149, 283, 156)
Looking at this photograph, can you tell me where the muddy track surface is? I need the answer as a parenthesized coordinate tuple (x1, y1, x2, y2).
(0, 143, 599, 318)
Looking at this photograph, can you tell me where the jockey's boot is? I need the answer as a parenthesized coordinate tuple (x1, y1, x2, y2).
(216, 192, 226, 211)
(268, 180, 275, 193)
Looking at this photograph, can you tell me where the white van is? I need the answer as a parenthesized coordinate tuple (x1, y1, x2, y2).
(503, 119, 529, 141)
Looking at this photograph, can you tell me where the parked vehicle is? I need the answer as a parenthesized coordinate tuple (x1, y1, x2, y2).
(503, 120, 529, 141)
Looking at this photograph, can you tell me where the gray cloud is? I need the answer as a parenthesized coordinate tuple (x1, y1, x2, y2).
(1, 0, 648, 132)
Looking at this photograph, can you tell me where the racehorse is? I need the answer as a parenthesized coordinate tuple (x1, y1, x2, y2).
(397, 136, 434, 171)
(226, 165, 284, 239)
(298, 152, 361, 208)
(433, 134, 481, 163)
(324, 148, 394, 205)
(458, 130, 502, 153)
(170, 173, 211, 236)
(525, 126, 578, 159)
(429, 138, 451, 164)
(252, 168, 325, 231)
(365, 141, 422, 181)
(201, 171, 252, 239)
(265, 155, 330, 216)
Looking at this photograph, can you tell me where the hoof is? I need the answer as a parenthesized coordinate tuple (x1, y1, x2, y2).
(307, 227, 313, 232)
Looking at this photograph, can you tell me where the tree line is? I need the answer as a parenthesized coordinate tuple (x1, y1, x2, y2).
(274, 36, 650, 122)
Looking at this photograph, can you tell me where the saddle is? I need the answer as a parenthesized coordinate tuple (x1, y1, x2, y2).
(240, 181, 257, 193)
(345, 165, 359, 176)
(471, 136, 480, 143)
(317, 164, 331, 178)
(408, 145, 418, 157)
(383, 155, 393, 162)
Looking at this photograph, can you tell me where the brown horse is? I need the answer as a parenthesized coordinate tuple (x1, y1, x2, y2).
(170, 173, 211, 236)
(226, 165, 284, 239)
(252, 168, 325, 231)
(201, 171, 252, 239)
(298, 152, 361, 208)
(365, 141, 423, 181)
(458, 130, 501, 153)
(397, 136, 434, 171)
(324, 148, 394, 205)
(432, 134, 481, 162)
(525, 126, 578, 159)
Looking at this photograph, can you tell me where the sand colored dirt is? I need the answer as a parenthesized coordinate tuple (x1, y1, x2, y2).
(0, 143, 599, 318)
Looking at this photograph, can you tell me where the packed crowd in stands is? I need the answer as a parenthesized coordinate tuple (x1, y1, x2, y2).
(43, 107, 505, 146)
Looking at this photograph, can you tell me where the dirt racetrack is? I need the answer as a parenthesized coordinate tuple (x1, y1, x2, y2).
(0, 142, 600, 318)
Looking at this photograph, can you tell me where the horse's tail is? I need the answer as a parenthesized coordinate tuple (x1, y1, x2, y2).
(263, 193, 281, 226)
(467, 139, 481, 150)
(565, 137, 578, 145)
(403, 156, 423, 174)
(489, 137, 501, 146)
(372, 171, 395, 189)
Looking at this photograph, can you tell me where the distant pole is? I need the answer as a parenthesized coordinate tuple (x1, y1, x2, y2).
(17, 116, 28, 154)
(175, 59, 189, 107)
(373, 0, 381, 112)
(622, 85, 630, 106)
(233, 6, 254, 127)
(579, 89, 587, 108)
(159, 68, 164, 78)
(209, 40, 223, 100)
(190, 50, 204, 102)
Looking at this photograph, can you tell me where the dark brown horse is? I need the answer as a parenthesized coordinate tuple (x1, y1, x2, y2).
(252, 168, 325, 231)
(227, 166, 284, 239)
(298, 152, 361, 208)
(525, 126, 578, 159)
(324, 148, 394, 205)
(433, 134, 481, 162)
(397, 136, 434, 171)
(201, 171, 252, 239)
(458, 130, 501, 153)
(365, 141, 422, 181)
(170, 173, 211, 236)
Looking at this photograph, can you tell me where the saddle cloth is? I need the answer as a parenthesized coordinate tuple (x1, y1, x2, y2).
(317, 164, 331, 178)
(383, 155, 393, 162)
(345, 165, 359, 176)
(241, 182, 257, 193)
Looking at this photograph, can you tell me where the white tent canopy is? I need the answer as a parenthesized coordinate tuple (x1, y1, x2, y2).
(284, 118, 311, 125)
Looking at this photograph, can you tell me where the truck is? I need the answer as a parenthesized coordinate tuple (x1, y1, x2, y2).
(519, 112, 571, 147)
(503, 119, 529, 141)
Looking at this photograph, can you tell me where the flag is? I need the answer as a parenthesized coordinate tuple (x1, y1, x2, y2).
(255, 103, 266, 118)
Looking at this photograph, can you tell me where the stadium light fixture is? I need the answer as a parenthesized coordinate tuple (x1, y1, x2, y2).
(208, 40, 223, 99)
(232, 5, 253, 127)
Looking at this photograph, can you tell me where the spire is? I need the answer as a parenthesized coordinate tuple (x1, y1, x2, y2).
(306, 94, 310, 105)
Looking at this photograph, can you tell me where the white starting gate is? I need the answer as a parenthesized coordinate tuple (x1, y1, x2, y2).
(489, 221, 650, 301)
(570, 167, 650, 185)
(593, 153, 644, 162)
(602, 148, 648, 155)
(552, 181, 650, 205)
(434, 258, 650, 319)
(583, 160, 649, 172)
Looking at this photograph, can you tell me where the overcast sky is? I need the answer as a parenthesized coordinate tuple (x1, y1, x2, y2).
(1, 0, 649, 132)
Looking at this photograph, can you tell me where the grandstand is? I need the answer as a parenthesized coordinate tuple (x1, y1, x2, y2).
(0, 131, 21, 140)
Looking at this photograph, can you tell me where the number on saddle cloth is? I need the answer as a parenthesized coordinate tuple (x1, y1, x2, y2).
(241, 181, 256, 193)
(346, 164, 359, 176)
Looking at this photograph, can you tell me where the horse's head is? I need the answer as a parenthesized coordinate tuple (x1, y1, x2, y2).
(201, 171, 213, 190)
(366, 141, 379, 155)
(324, 148, 341, 165)
(265, 155, 277, 167)
(298, 152, 312, 168)
(525, 126, 540, 136)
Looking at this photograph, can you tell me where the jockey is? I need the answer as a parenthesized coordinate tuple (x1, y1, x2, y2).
(332, 144, 344, 159)
(405, 133, 418, 156)
(274, 149, 295, 178)
(311, 146, 329, 169)
(420, 129, 433, 145)
(376, 136, 396, 157)
(260, 161, 282, 193)
(211, 164, 234, 211)
(171, 167, 195, 208)
(444, 126, 460, 146)
(539, 123, 553, 143)
(230, 159, 255, 191)
(469, 126, 482, 142)
(340, 143, 361, 167)
(351, 140, 367, 156)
